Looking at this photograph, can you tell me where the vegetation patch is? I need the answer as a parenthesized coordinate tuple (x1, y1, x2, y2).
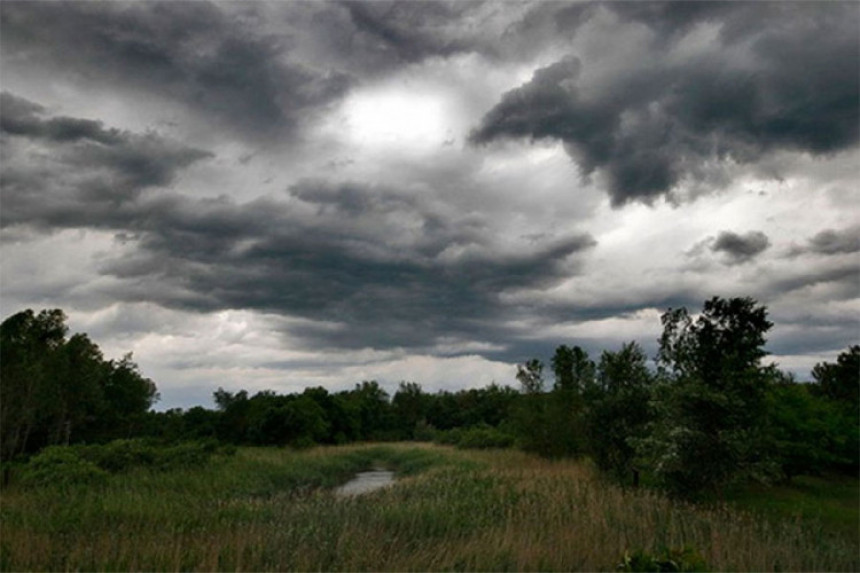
(2, 444, 857, 572)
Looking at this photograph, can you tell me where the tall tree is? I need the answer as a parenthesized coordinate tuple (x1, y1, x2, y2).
(0, 309, 68, 459)
(549, 345, 594, 457)
(1, 309, 158, 459)
(392, 382, 428, 439)
(588, 342, 653, 484)
(640, 297, 775, 497)
(811, 345, 860, 416)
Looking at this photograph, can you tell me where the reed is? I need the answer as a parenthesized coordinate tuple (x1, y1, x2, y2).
(1, 444, 856, 571)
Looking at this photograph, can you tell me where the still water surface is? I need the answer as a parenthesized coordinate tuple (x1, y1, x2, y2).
(335, 468, 395, 497)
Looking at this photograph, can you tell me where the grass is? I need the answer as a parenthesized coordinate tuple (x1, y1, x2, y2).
(1, 443, 857, 571)
(728, 472, 860, 540)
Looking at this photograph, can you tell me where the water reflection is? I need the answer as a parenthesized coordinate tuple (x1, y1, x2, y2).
(335, 468, 395, 497)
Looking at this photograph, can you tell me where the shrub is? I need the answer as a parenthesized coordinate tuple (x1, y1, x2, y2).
(617, 547, 708, 572)
(412, 420, 437, 442)
(434, 427, 464, 446)
(20, 439, 225, 485)
(20, 446, 109, 487)
(455, 424, 515, 450)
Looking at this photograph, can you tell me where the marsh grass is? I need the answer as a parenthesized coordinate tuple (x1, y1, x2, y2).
(1, 444, 857, 571)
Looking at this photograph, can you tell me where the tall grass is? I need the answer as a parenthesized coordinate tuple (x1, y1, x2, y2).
(1, 444, 856, 571)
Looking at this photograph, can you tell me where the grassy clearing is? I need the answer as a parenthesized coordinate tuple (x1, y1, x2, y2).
(728, 472, 859, 540)
(1, 443, 857, 571)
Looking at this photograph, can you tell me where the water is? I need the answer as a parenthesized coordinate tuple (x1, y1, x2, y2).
(335, 468, 395, 497)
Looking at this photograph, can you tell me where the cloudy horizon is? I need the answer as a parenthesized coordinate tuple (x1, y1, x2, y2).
(1, 1, 858, 409)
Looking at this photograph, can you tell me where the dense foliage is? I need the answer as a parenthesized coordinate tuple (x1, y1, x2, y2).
(2, 299, 857, 499)
(1, 309, 158, 460)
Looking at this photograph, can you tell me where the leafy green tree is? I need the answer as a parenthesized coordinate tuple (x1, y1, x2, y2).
(516, 359, 545, 394)
(511, 359, 554, 454)
(587, 342, 653, 484)
(392, 382, 429, 439)
(213, 388, 251, 443)
(52, 333, 108, 444)
(766, 377, 853, 480)
(1, 309, 68, 459)
(1, 309, 159, 459)
(99, 353, 159, 439)
(552, 345, 595, 395)
(549, 345, 594, 457)
(811, 346, 860, 417)
(303, 386, 360, 443)
(347, 381, 396, 440)
(639, 297, 775, 497)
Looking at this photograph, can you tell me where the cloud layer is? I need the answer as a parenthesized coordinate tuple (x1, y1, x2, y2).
(1, 1, 857, 408)
(471, 2, 859, 205)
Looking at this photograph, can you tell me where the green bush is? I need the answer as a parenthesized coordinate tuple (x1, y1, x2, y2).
(412, 420, 437, 442)
(455, 424, 515, 450)
(78, 439, 157, 472)
(20, 440, 225, 487)
(617, 547, 708, 572)
(434, 424, 514, 449)
(20, 446, 109, 487)
(434, 427, 464, 446)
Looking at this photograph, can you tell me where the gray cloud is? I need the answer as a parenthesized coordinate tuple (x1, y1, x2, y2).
(785, 225, 860, 258)
(711, 231, 770, 265)
(0, 97, 596, 352)
(90, 183, 596, 352)
(472, 2, 859, 205)
(0, 2, 351, 141)
(340, 1, 478, 66)
(1, 92, 212, 229)
(808, 226, 860, 256)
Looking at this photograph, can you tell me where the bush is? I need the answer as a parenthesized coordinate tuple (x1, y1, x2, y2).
(20, 446, 109, 487)
(78, 439, 156, 472)
(434, 427, 464, 446)
(413, 420, 437, 442)
(20, 439, 225, 487)
(617, 547, 708, 572)
(456, 424, 515, 449)
(434, 424, 515, 449)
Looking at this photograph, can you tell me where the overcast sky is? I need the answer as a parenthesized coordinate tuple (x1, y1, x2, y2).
(1, 1, 858, 409)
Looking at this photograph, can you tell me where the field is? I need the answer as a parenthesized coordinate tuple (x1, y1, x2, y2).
(1, 443, 857, 571)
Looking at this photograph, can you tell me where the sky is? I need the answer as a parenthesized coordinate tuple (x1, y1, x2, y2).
(1, 1, 858, 410)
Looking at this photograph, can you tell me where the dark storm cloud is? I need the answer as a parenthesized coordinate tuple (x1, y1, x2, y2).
(0, 95, 597, 351)
(1, 92, 212, 229)
(0, 2, 350, 140)
(89, 182, 596, 352)
(2, 92, 123, 145)
(472, 2, 860, 205)
(711, 231, 770, 265)
(340, 1, 475, 65)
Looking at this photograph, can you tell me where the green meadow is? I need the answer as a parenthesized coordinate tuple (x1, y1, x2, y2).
(1, 443, 857, 572)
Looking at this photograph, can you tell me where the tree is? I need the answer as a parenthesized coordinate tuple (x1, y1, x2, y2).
(551, 345, 595, 395)
(811, 346, 860, 417)
(0, 309, 159, 459)
(640, 297, 775, 497)
(99, 353, 159, 438)
(587, 342, 653, 484)
(549, 345, 594, 457)
(348, 381, 395, 440)
(766, 377, 853, 480)
(511, 358, 554, 454)
(516, 359, 545, 394)
(392, 382, 428, 439)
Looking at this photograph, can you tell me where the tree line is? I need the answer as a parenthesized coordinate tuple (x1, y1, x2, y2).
(1, 298, 857, 498)
(1, 309, 158, 461)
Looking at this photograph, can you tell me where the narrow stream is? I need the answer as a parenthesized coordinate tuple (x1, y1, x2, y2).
(334, 468, 395, 497)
